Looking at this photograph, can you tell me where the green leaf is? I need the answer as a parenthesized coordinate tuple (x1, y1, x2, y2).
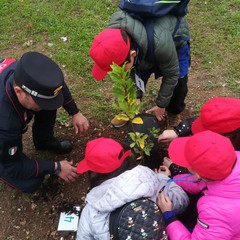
(138, 138, 145, 149)
(130, 142, 136, 148)
(109, 62, 158, 163)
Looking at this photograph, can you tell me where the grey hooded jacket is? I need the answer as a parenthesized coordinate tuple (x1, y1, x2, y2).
(76, 165, 189, 240)
(107, 11, 190, 108)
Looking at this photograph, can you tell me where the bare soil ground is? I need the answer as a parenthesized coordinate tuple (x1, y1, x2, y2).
(0, 121, 129, 240)
(0, 46, 238, 240)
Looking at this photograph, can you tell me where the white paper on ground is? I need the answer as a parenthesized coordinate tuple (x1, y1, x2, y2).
(57, 206, 81, 231)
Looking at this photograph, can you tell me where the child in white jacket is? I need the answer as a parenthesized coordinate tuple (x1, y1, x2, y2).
(76, 137, 189, 240)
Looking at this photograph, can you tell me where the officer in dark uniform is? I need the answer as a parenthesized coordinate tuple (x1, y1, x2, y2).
(0, 52, 89, 193)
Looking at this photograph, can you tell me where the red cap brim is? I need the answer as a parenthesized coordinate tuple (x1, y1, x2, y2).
(168, 137, 192, 169)
(76, 158, 90, 174)
(191, 117, 207, 134)
(92, 63, 108, 81)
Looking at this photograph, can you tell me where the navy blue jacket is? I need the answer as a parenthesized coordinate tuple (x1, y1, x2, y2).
(0, 59, 79, 178)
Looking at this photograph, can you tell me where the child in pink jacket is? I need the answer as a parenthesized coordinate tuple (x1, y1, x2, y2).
(157, 130, 240, 240)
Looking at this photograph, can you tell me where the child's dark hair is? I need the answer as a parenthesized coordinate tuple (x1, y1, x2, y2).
(88, 154, 137, 190)
(223, 128, 240, 151)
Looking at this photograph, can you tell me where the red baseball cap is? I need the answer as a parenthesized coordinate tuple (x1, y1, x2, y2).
(77, 137, 131, 174)
(168, 131, 236, 180)
(192, 97, 240, 134)
(90, 29, 130, 81)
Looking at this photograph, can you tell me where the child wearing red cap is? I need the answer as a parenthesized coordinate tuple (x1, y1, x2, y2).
(90, 10, 190, 129)
(158, 97, 240, 176)
(157, 131, 240, 240)
(75, 137, 189, 240)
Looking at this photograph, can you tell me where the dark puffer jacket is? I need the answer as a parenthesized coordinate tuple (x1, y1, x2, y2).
(108, 11, 190, 108)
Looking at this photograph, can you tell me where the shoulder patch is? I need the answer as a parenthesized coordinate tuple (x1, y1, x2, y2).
(9, 146, 18, 156)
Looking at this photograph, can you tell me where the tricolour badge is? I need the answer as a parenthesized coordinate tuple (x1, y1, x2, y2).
(9, 147, 18, 156)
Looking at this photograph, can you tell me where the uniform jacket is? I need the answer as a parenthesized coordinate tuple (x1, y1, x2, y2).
(76, 165, 189, 240)
(167, 151, 240, 240)
(108, 11, 190, 108)
(0, 59, 79, 177)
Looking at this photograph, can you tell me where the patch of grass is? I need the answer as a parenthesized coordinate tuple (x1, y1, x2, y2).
(56, 110, 71, 126)
(204, 80, 222, 90)
(226, 76, 240, 92)
(191, 102, 202, 115)
(0, 0, 239, 123)
(93, 101, 114, 122)
(189, 0, 240, 93)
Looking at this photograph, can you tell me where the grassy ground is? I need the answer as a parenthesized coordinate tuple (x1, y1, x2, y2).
(0, 0, 239, 122)
(188, 0, 240, 93)
(0, 1, 239, 239)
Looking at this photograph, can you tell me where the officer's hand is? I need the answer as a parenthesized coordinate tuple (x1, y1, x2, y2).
(158, 130, 178, 143)
(58, 160, 78, 183)
(72, 112, 89, 134)
(145, 106, 165, 121)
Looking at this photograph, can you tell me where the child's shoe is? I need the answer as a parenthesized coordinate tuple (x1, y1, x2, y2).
(111, 116, 129, 128)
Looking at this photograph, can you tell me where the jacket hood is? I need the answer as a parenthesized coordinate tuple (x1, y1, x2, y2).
(86, 165, 159, 212)
(205, 151, 240, 199)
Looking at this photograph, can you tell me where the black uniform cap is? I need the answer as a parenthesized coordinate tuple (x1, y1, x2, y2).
(14, 52, 64, 110)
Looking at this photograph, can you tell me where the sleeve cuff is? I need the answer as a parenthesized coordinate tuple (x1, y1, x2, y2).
(163, 210, 177, 226)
